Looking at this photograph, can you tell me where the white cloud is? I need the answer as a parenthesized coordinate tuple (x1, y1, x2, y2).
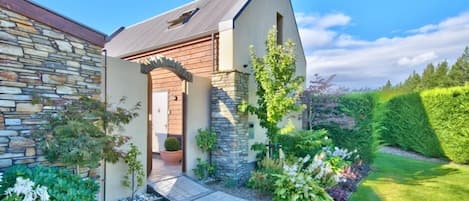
(297, 13, 351, 50)
(397, 52, 438, 66)
(297, 12, 469, 89)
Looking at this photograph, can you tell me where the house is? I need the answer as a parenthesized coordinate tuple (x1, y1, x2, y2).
(0, 0, 305, 200)
(105, 0, 305, 189)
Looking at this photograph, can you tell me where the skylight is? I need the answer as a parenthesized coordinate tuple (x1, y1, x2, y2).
(167, 8, 200, 29)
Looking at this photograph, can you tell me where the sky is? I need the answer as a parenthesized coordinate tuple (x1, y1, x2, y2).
(34, 0, 469, 89)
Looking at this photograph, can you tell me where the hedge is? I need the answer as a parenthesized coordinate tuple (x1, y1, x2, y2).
(378, 85, 469, 163)
(313, 93, 379, 163)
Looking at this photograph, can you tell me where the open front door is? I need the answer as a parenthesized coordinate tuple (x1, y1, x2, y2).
(152, 91, 169, 153)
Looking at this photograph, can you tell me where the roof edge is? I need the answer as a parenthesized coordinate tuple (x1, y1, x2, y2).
(218, 0, 251, 31)
(0, 0, 107, 47)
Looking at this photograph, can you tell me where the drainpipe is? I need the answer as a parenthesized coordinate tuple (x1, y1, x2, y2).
(211, 33, 215, 72)
(102, 48, 108, 201)
(209, 33, 215, 165)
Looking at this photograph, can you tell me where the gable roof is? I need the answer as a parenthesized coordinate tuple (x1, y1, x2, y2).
(105, 0, 249, 58)
(0, 0, 106, 47)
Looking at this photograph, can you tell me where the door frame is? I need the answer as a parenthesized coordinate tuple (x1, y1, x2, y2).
(147, 76, 187, 175)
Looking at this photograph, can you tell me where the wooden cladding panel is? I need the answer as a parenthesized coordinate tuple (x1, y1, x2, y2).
(129, 35, 218, 78)
(151, 68, 183, 135)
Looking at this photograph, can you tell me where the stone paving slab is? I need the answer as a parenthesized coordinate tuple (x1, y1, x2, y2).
(149, 176, 212, 201)
(148, 176, 246, 201)
(193, 191, 247, 201)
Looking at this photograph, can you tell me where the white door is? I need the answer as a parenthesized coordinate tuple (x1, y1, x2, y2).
(152, 91, 168, 153)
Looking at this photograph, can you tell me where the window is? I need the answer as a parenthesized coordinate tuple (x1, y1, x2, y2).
(276, 12, 283, 44)
(167, 8, 200, 29)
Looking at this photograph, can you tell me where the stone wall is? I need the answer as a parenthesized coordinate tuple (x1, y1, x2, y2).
(0, 8, 102, 169)
(211, 70, 251, 184)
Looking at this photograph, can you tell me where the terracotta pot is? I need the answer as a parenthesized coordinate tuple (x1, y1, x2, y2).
(160, 150, 182, 164)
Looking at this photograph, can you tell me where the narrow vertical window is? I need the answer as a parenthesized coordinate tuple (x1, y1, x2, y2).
(276, 12, 283, 44)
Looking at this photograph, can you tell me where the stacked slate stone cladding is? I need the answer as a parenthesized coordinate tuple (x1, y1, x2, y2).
(211, 70, 252, 184)
(0, 8, 102, 169)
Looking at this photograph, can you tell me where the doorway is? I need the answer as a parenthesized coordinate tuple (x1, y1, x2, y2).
(148, 68, 185, 182)
(152, 91, 168, 153)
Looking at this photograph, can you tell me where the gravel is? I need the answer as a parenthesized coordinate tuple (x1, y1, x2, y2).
(379, 146, 448, 163)
(208, 181, 272, 201)
(118, 193, 164, 201)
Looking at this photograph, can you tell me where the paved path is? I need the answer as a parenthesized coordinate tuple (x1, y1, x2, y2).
(379, 146, 448, 163)
(148, 176, 246, 201)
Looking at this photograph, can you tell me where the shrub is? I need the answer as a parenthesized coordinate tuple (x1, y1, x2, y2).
(164, 137, 180, 151)
(192, 158, 216, 181)
(273, 155, 336, 201)
(377, 85, 469, 163)
(377, 92, 444, 157)
(193, 129, 217, 180)
(195, 129, 217, 153)
(313, 93, 379, 163)
(35, 96, 140, 175)
(0, 165, 99, 201)
(122, 143, 145, 200)
(277, 129, 332, 158)
(247, 157, 283, 192)
(421, 86, 469, 163)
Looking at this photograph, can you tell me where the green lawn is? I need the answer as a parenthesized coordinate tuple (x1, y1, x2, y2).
(350, 152, 469, 201)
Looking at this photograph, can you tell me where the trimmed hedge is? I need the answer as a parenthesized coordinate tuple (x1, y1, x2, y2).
(421, 86, 469, 163)
(314, 93, 379, 163)
(377, 92, 445, 157)
(378, 85, 469, 163)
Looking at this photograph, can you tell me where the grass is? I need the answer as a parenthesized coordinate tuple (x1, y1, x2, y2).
(350, 152, 469, 201)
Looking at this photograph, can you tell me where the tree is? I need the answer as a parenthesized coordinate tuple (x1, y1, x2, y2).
(122, 143, 145, 201)
(448, 46, 469, 86)
(434, 61, 449, 87)
(239, 27, 305, 156)
(420, 63, 436, 90)
(36, 96, 140, 175)
(382, 80, 392, 91)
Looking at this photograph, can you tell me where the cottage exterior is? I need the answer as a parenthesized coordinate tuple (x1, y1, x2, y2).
(106, 0, 305, 184)
(0, 0, 305, 200)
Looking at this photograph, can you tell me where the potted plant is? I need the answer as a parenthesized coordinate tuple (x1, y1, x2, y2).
(160, 137, 182, 164)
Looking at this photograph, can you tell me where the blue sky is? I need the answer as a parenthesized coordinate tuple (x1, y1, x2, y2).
(34, 0, 469, 89)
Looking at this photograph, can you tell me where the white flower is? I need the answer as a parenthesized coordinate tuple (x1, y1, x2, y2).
(4, 177, 50, 201)
(36, 186, 50, 201)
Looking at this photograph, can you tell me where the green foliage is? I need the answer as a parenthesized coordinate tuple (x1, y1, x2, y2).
(35, 96, 140, 174)
(0, 165, 99, 201)
(193, 129, 217, 181)
(448, 47, 469, 86)
(313, 93, 379, 163)
(277, 129, 332, 158)
(195, 129, 217, 153)
(192, 158, 216, 181)
(377, 92, 444, 157)
(164, 137, 180, 151)
(273, 156, 335, 201)
(251, 142, 268, 160)
(239, 27, 305, 154)
(122, 143, 145, 200)
(378, 86, 469, 163)
(247, 157, 284, 192)
(420, 86, 469, 163)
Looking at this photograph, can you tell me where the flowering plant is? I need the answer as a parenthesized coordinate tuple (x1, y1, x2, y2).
(273, 154, 337, 201)
(1, 176, 50, 201)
